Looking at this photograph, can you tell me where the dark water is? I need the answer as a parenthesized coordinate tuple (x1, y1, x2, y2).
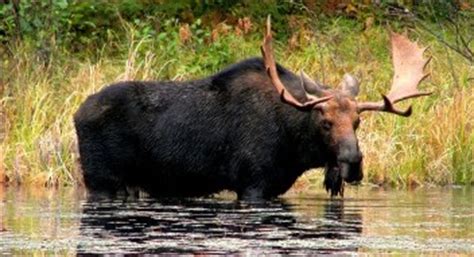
(0, 186, 472, 255)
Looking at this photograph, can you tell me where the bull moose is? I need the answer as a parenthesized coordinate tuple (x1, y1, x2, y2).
(74, 18, 431, 199)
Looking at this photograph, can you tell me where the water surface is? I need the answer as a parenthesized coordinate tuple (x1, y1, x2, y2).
(0, 186, 472, 255)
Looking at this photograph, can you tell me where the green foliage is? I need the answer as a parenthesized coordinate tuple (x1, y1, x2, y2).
(0, 1, 472, 187)
(1, 1, 466, 53)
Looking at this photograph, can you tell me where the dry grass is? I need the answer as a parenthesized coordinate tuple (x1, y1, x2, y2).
(1, 21, 472, 187)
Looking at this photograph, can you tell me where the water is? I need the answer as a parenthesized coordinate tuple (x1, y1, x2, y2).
(0, 185, 472, 255)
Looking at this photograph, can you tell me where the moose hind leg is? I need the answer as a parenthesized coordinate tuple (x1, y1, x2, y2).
(79, 143, 125, 195)
(76, 127, 135, 196)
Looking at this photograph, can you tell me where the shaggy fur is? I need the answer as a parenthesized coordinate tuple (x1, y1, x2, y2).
(74, 57, 362, 200)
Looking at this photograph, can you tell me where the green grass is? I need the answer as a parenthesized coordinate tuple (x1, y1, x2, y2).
(1, 17, 472, 188)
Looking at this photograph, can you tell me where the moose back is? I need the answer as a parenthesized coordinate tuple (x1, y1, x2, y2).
(74, 18, 431, 199)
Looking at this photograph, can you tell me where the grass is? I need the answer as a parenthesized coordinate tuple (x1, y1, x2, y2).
(0, 17, 472, 188)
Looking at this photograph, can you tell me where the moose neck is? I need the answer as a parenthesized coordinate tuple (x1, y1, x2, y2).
(280, 106, 327, 172)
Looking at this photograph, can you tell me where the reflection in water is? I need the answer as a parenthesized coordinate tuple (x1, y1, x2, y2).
(78, 196, 362, 254)
(1, 186, 473, 255)
(313, 200, 362, 240)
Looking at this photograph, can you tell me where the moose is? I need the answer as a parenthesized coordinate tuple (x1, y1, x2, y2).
(74, 18, 431, 200)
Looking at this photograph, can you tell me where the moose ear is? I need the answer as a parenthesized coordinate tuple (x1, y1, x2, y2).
(339, 73, 360, 97)
(300, 70, 325, 96)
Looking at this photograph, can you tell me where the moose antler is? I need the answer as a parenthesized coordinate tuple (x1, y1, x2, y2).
(357, 32, 432, 116)
(260, 16, 332, 109)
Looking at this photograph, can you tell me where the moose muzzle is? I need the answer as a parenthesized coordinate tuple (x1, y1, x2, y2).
(325, 137, 363, 196)
(337, 137, 363, 183)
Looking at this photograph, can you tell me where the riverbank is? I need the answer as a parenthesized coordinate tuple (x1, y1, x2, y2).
(1, 12, 472, 188)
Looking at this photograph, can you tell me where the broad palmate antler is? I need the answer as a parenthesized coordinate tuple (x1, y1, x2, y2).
(357, 32, 432, 116)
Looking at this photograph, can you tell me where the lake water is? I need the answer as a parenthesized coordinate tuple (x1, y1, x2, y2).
(0, 185, 472, 255)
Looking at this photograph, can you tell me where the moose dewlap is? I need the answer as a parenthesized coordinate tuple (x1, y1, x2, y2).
(74, 17, 431, 199)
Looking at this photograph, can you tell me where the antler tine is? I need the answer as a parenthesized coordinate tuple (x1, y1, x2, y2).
(358, 31, 432, 116)
(260, 16, 332, 109)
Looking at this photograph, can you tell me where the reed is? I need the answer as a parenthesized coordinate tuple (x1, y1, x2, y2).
(1, 19, 472, 188)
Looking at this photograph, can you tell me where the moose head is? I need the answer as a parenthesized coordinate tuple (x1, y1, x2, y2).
(261, 17, 431, 196)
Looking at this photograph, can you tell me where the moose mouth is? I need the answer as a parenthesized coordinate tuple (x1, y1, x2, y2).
(324, 161, 362, 197)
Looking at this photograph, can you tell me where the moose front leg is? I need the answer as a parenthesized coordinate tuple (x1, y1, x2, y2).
(234, 158, 273, 201)
(239, 186, 266, 201)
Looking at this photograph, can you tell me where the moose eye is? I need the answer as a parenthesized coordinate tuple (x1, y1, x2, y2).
(322, 120, 333, 131)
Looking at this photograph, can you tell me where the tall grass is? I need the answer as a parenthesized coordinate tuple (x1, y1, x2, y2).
(1, 18, 472, 188)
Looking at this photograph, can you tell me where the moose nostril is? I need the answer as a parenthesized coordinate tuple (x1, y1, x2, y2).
(338, 153, 362, 164)
(354, 153, 363, 163)
(337, 137, 362, 163)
